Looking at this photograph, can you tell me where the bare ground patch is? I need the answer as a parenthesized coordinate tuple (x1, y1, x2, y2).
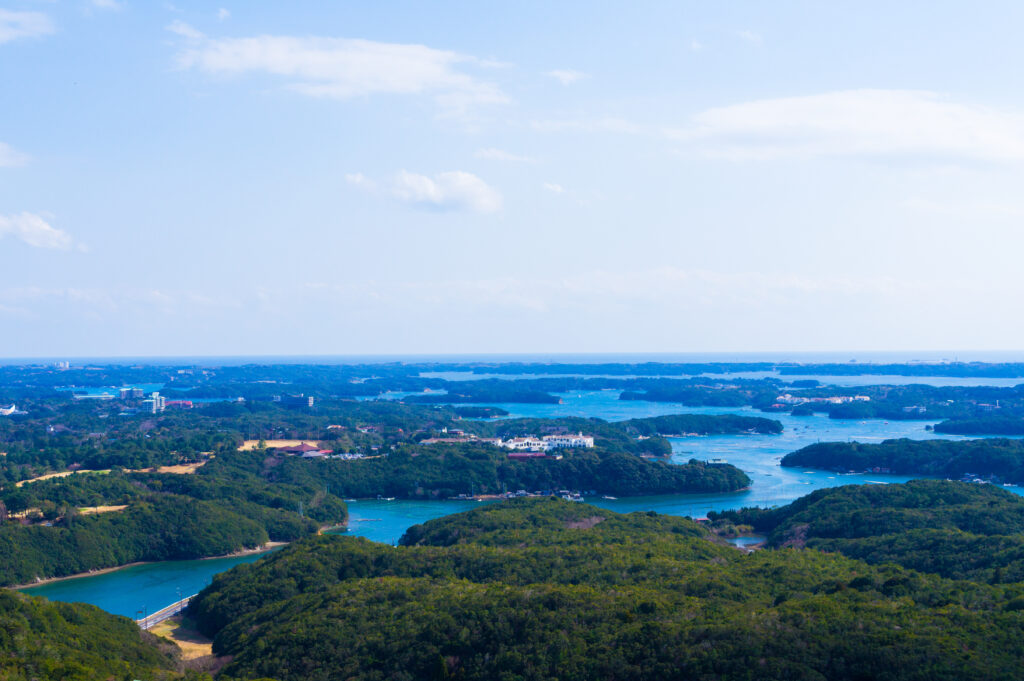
(565, 516, 605, 530)
(150, 616, 214, 661)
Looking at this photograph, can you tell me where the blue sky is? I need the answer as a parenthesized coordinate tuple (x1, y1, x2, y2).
(2, 1, 1024, 357)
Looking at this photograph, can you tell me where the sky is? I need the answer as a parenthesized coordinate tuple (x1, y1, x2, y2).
(2, 1, 1024, 358)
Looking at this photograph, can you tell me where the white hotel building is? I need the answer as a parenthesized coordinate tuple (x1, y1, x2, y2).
(501, 433, 595, 452)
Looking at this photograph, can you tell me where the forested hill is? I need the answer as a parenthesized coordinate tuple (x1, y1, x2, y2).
(277, 445, 751, 498)
(0, 590, 179, 681)
(709, 480, 1024, 582)
(187, 496, 1024, 681)
(780, 437, 1024, 483)
(617, 413, 782, 436)
(0, 453, 348, 587)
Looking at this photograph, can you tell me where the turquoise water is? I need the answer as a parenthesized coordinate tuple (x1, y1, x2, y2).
(20, 552, 276, 619)
(21, 389, 1021, 618)
(455, 389, 705, 421)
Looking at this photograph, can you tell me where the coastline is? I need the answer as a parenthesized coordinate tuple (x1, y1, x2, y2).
(8, 541, 287, 591)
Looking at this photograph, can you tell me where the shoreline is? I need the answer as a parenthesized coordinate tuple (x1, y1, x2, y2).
(8, 541, 287, 591)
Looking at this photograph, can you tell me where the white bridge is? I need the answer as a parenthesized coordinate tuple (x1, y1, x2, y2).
(136, 594, 197, 630)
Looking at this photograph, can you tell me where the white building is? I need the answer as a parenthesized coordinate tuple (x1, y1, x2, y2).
(502, 437, 549, 451)
(142, 392, 166, 413)
(542, 433, 595, 449)
(501, 433, 595, 452)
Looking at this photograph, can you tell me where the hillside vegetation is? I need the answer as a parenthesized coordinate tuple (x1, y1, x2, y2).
(0, 590, 180, 681)
(781, 437, 1024, 483)
(710, 480, 1024, 583)
(0, 452, 348, 586)
(187, 495, 1024, 681)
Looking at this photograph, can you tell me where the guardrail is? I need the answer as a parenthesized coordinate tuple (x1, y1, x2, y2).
(136, 594, 196, 630)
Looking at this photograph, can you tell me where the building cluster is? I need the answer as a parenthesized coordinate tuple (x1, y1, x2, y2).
(774, 393, 871, 406)
(271, 442, 365, 460)
(273, 394, 315, 408)
(418, 430, 595, 457)
(502, 433, 595, 452)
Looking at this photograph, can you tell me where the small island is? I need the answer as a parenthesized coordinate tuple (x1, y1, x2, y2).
(779, 437, 1024, 484)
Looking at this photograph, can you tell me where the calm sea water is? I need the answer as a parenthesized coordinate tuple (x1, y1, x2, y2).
(423, 370, 1024, 388)
(21, 388, 1019, 618)
(20, 553, 275, 619)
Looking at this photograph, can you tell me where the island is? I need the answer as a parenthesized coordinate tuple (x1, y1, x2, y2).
(779, 437, 1024, 484)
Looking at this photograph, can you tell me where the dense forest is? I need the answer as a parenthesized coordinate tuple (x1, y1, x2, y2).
(264, 444, 751, 498)
(0, 589, 182, 681)
(781, 437, 1024, 484)
(710, 480, 1024, 583)
(0, 454, 348, 586)
(186, 495, 1024, 681)
(617, 413, 782, 435)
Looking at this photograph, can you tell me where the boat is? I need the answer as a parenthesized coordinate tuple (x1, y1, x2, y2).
(601, 495, 617, 500)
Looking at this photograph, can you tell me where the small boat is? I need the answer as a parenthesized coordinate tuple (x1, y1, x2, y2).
(601, 495, 617, 500)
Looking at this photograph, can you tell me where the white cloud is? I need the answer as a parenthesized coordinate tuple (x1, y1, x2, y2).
(546, 69, 586, 85)
(347, 170, 502, 213)
(217, 7, 230, 21)
(668, 89, 1024, 162)
(0, 213, 75, 250)
(170, 30, 507, 114)
(475, 147, 534, 162)
(542, 183, 564, 194)
(91, 0, 123, 10)
(344, 172, 377, 191)
(736, 29, 762, 45)
(391, 170, 502, 213)
(166, 20, 204, 40)
(0, 10, 53, 44)
(0, 142, 29, 167)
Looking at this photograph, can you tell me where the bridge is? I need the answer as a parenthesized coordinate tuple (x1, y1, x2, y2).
(136, 594, 196, 630)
